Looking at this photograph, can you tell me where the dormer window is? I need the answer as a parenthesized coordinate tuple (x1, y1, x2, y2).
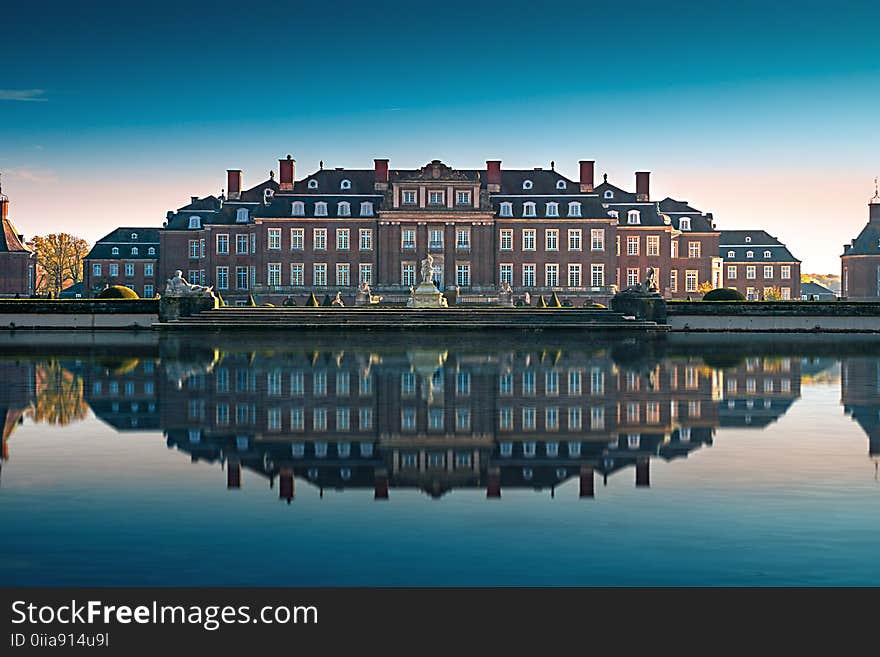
(745, 236, 752, 243)
(604, 190, 614, 199)
(627, 210, 640, 225)
(360, 201, 374, 217)
(608, 210, 619, 219)
(523, 201, 536, 217)
(188, 216, 201, 229)
(568, 202, 581, 217)
(236, 208, 249, 223)
(337, 201, 351, 217)
(556, 180, 567, 190)
(746, 250, 754, 258)
(148, 247, 155, 255)
(307, 179, 319, 190)
(315, 201, 328, 217)
(263, 188, 274, 204)
(131, 247, 138, 255)
(546, 202, 559, 217)
(679, 217, 691, 231)
(291, 201, 305, 216)
(131, 232, 138, 239)
(763, 250, 771, 258)
(111, 247, 119, 255)
(340, 179, 351, 190)
(522, 180, 533, 190)
(499, 202, 513, 217)
(727, 250, 735, 258)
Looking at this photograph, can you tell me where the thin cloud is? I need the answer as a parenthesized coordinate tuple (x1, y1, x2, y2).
(5, 168, 58, 184)
(0, 89, 48, 102)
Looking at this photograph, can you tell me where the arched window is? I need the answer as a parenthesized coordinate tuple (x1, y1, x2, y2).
(236, 208, 249, 223)
(763, 250, 771, 258)
(131, 232, 138, 239)
(556, 180, 567, 190)
(604, 190, 614, 199)
(627, 210, 640, 225)
(131, 247, 138, 255)
(523, 201, 536, 217)
(568, 202, 581, 217)
(360, 201, 374, 217)
(745, 236, 752, 243)
(291, 201, 305, 216)
(499, 202, 513, 217)
(307, 179, 319, 189)
(608, 210, 619, 219)
(337, 201, 351, 217)
(522, 179, 533, 190)
(746, 250, 754, 258)
(340, 179, 351, 190)
(679, 217, 691, 231)
(188, 216, 201, 229)
(546, 202, 559, 217)
(148, 247, 155, 255)
(727, 250, 735, 258)
(111, 247, 119, 255)
(314, 201, 328, 217)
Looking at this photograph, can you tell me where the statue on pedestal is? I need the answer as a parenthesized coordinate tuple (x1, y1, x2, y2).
(420, 253, 435, 286)
(165, 269, 215, 298)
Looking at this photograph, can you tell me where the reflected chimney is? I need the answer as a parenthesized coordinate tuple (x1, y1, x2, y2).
(374, 159, 389, 191)
(374, 468, 389, 500)
(486, 160, 502, 193)
(487, 466, 501, 498)
(279, 155, 295, 191)
(227, 169, 242, 200)
(579, 160, 595, 193)
(636, 459, 650, 487)
(636, 171, 650, 202)
(227, 461, 242, 489)
(579, 465, 595, 498)
(279, 468, 294, 503)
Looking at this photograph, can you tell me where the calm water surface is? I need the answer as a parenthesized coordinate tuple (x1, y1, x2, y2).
(1, 331, 878, 586)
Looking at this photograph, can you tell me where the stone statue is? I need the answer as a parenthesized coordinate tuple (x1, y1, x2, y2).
(643, 267, 657, 293)
(498, 280, 514, 306)
(420, 253, 435, 285)
(165, 270, 214, 297)
(331, 291, 345, 307)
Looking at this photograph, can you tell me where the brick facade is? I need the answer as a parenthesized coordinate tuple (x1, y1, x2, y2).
(720, 230, 801, 300)
(0, 192, 36, 297)
(84, 227, 160, 298)
(841, 193, 880, 300)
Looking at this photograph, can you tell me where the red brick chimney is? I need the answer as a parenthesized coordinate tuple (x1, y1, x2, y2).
(279, 155, 295, 191)
(579, 160, 595, 193)
(486, 160, 502, 193)
(226, 169, 242, 200)
(374, 158, 389, 191)
(636, 171, 650, 202)
(0, 174, 8, 220)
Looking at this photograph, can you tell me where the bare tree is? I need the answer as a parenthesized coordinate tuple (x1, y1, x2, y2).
(32, 233, 90, 296)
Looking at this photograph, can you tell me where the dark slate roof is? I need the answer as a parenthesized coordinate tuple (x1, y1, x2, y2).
(0, 215, 31, 253)
(85, 227, 161, 260)
(293, 169, 376, 195)
(255, 196, 381, 219)
(59, 281, 84, 298)
(497, 169, 577, 195)
(658, 197, 701, 213)
(594, 180, 637, 203)
(720, 230, 800, 262)
(491, 195, 609, 219)
(609, 203, 672, 227)
(842, 221, 880, 256)
(801, 281, 835, 296)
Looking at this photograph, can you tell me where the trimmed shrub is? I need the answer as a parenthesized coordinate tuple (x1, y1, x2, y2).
(306, 292, 319, 307)
(584, 302, 607, 309)
(215, 292, 226, 307)
(247, 294, 257, 307)
(702, 288, 746, 301)
(321, 294, 333, 307)
(536, 295, 548, 308)
(261, 303, 276, 307)
(98, 285, 139, 299)
(550, 292, 562, 308)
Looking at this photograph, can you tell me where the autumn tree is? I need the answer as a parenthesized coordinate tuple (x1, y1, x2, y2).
(697, 281, 715, 297)
(32, 233, 90, 296)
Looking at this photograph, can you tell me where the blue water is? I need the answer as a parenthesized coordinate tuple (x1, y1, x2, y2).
(1, 332, 878, 586)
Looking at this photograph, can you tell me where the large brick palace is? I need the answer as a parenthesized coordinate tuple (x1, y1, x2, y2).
(83, 155, 802, 303)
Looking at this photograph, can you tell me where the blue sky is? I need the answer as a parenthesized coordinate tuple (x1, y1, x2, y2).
(2, 0, 879, 271)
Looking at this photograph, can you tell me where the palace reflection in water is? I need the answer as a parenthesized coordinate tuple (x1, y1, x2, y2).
(3, 333, 877, 503)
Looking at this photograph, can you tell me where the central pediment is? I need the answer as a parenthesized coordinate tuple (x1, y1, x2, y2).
(395, 160, 480, 183)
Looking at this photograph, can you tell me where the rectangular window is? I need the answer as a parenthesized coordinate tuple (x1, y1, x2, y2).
(499, 263, 513, 285)
(267, 263, 281, 286)
(627, 236, 639, 256)
(216, 266, 229, 290)
(429, 228, 443, 249)
(144, 263, 153, 277)
(189, 240, 199, 259)
(591, 229, 605, 251)
(456, 228, 470, 249)
(290, 228, 304, 250)
(313, 228, 327, 250)
(456, 190, 471, 205)
(402, 190, 417, 205)
(124, 263, 134, 277)
(428, 190, 444, 205)
(688, 241, 701, 258)
(647, 235, 660, 256)
(336, 228, 349, 250)
(401, 263, 416, 286)
(93, 263, 102, 276)
(523, 264, 536, 287)
(627, 268, 639, 286)
(746, 265, 756, 279)
(236, 234, 249, 254)
(290, 263, 304, 286)
(545, 229, 559, 251)
(746, 287, 756, 300)
(456, 263, 470, 287)
(109, 263, 119, 277)
(144, 285, 153, 298)
(523, 229, 536, 251)
(686, 270, 698, 292)
(402, 229, 416, 249)
(314, 263, 327, 287)
(236, 266, 248, 289)
(545, 263, 559, 287)
(568, 229, 582, 251)
(781, 265, 791, 280)
(764, 265, 773, 279)
(568, 263, 581, 287)
(216, 234, 229, 254)
(727, 265, 737, 279)
(268, 228, 281, 250)
(781, 287, 791, 300)
(591, 264, 604, 287)
(500, 229, 513, 251)
(499, 407, 513, 431)
(359, 263, 373, 284)
(336, 263, 350, 287)
(359, 229, 372, 251)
